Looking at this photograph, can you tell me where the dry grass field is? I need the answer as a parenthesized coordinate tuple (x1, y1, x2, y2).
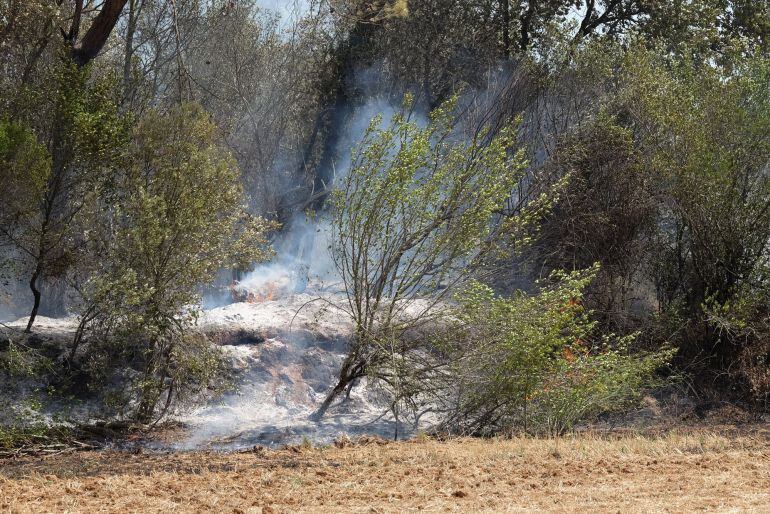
(1, 427, 769, 513)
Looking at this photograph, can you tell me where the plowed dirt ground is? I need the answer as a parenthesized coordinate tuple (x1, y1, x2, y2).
(2, 427, 769, 513)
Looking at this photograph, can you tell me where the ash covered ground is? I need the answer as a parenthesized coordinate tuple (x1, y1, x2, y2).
(2, 216, 423, 449)
(3, 293, 411, 450)
(175, 293, 407, 450)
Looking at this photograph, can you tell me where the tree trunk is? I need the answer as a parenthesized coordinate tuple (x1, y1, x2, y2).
(25, 266, 42, 333)
(69, 306, 96, 363)
(71, 0, 129, 68)
(519, 4, 535, 51)
(301, 7, 381, 212)
(309, 355, 363, 421)
(121, 0, 139, 107)
(500, 0, 510, 59)
(309, 378, 350, 422)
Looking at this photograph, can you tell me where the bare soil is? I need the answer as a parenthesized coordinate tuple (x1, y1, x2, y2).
(1, 425, 769, 513)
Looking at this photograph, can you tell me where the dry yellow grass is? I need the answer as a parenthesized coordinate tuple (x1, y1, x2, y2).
(1, 427, 769, 513)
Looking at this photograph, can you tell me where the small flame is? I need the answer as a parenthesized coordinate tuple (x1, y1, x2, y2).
(231, 280, 279, 303)
(249, 282, 278, 303)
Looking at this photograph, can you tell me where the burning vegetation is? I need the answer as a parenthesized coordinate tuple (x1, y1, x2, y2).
(232, 280, 280, 304)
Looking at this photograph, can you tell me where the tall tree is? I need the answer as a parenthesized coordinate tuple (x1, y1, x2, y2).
(0, 0, 128, 330)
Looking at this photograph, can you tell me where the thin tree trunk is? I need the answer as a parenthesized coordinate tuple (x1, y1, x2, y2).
(500, 0, 510, 59)
(519, 4, 535, 51)
(121, 0, 139, 107)
(309, 379, 350, 421)
(393, 401, 399, 441)
(25, 266, 42, 333)
(309, 355, 363, 421)
(69, 306, 96, 363)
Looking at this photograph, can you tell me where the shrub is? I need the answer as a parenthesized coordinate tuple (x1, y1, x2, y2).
(624, 47, 770, 401)
(74, 103, 276, 423)
(439, 265, 674, 435)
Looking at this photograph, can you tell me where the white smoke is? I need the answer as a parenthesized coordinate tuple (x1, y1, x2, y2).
(235, 215, 337, 299)
(175, 96, 426, 448)
(232, 95, 406, 301)
(172, 293, 419, 449)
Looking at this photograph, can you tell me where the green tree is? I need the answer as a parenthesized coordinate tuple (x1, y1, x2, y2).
(624, 47, 770, 400)
(529, 112, 657, 332)
(0, 0, 129, 331)
(75, 103, 276, 422)
(0, 118, 50, 318)
(640, 0, 770, 58)
(311, 95, 551, 420)
(0, 119, 51, 240)
(2, 63, 127, 332)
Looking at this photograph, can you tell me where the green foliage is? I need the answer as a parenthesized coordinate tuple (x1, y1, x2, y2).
(525, 107, 657, 332)
(0, 119, 51, 249)
(0, 423, 73, 452)
(0, 336, 52, 380)
(0, 118, 50, 187)
(0, 118, 50, 312)
(0, 59, 130, 332)
(331, 94, 529, 321)
(0, 327, 64, 449)
(72, 69, 131, 169)
(78, 103, 276, 422)
(701, 284, 770, 404)
(640, 0, 770, 58)
(316, 94, 551, 419)
(619, 46, 770, 400)
(443, 266, 674, 435)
